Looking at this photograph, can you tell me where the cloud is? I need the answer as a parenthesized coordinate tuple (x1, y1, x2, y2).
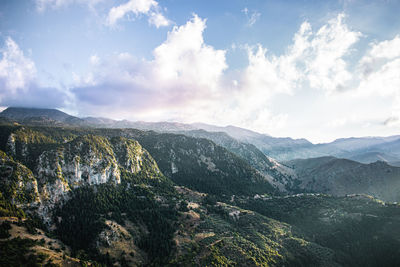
(106, 0, 170, 28)
(153, 15, 227, 89)
(242, 8, 260, 27)
(148, 12, 170, 28)
(0, 37, 68, 108)
(72, 14, 227, 118)
(69, 13, 391, 137)
(241, 14, 361, 97)
(305, 14, 361, 93)
(354, 36, 400, 124)
(358, 35, 400, 79)
(35, 0, 103, 12)
(10, 11, 398, 140)
(384, 116, 399, 127)
(0, 38, 36, 95)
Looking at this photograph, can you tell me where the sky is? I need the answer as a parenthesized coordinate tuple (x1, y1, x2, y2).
(0, 0, 400, 143)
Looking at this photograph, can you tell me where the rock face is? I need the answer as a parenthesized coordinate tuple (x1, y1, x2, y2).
(124, 131, 276, 196)
(0, 150, 40, 205)
(110, 136, 161, 178)
(34, 135, 121, 218)
(96, 220, 147, 266)
(0, 128, 162, 223)
(36, 135, 121, 188)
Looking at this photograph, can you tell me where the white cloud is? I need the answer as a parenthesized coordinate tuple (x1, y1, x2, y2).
(242, 8, 260, 27)
(358, 35, 400, 78)
(0, 38, 69, 108)
(306, 14, 361, 93)
(358, 58, 400, 97)
(72, 14, 227, 118)
(153, 14, 227, 89)
(353, 35, 400, 126)
(0, 37, 36, 95)
(367, 35, 400, 60)
(50, 13, 400, 140)
(69, 13, 383, 138)
(89, 54, 100, 65)
(248, 12, 260, 27)
(106, 0, 170, 28)
(241, 13, 361, 97)
(148, 12, 170, 28)
(36, 0, 103, 12)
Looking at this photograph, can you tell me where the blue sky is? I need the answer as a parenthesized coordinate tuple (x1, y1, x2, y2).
(0, 0, 400, 142)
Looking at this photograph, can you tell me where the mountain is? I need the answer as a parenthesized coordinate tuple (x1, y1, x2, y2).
(347, 151, 400, 166)
(329, 135, 400, 151)
(0, 107, 84, 126)
(0, 125, 277, 197)
(0, 107, 73, 121)
(1, 122, 400, 266)
(190, 123, 320, 161)
(177, 129, 296, 191)
(311, 136, 400, 165)
(235, 193, 400, 267)
(95, 128, 277, 196)
(0, 126, 181, 266)
(286, 156, 400, 202)
(84, 117, 197, 131)
(4, 107, 400, 166)
(0, 127, 165, 222)
(190, 122, 268, 140)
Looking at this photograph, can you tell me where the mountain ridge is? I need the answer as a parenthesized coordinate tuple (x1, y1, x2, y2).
(1, 119, 400, 266)
(3, 106, 400, 166)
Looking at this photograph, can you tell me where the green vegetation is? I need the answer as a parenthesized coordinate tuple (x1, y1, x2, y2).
(0, 125, 277, 197)
(54, 176, 179, 265)
(0, 237, 47, 267)
(235, 194, 400, 266)
(0, 192, 26, 218)
(0, 150, 39, 204)
(1, 123, 400, 266)
(0, 221, 11, 238)
(130, 132, 276, 196)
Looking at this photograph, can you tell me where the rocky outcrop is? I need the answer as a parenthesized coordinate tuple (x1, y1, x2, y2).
(110, 136, 161, 178)
(123, 131, 276, 196)
(0, 150, 40, 205)
(0, 130, 163, 224)
(36, 135, 121, 188)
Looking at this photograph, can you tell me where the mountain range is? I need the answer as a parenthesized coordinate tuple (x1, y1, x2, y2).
(1, 107, 400, 266)
(2, 107, 400, 166)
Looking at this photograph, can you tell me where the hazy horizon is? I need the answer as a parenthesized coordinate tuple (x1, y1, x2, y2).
(1, 0, 400, 143)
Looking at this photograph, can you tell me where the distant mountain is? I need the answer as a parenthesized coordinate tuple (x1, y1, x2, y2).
(190, 122, 268, 140)
(1, 107, 72, 121)
(329, 135, 400, 151)
(190, 123, 318, 161)
(286, 156, 400, 202)
(0, 107, 84, 126)
(347, 151, 400, 166)
(83, 117, 197, 131)
(177, 129, 296, 191)
(311, 136, 400, 166)
(3, 107, 400, 166)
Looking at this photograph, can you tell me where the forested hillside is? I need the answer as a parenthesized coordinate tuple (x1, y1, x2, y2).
(0, 123, 400, 266)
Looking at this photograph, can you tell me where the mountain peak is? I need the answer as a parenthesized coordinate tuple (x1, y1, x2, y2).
(0, 107, 82, 125)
